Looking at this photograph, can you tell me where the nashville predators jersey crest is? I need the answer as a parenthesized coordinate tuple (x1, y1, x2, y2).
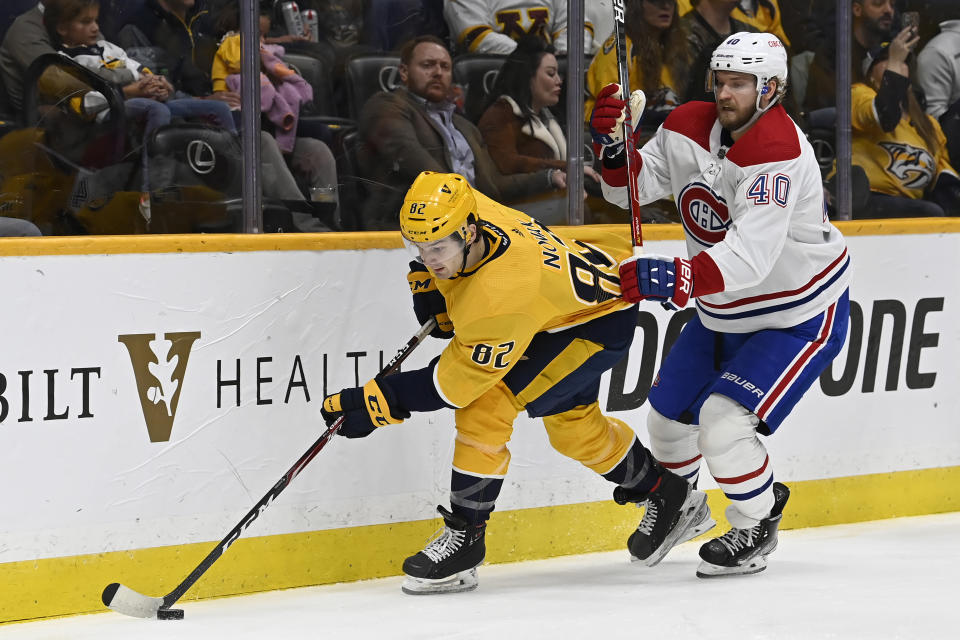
(851, 83, 958, 198)
(431, 192, 632, 408)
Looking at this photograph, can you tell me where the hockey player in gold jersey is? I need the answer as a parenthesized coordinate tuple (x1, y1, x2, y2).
(321, 171, 713, 594)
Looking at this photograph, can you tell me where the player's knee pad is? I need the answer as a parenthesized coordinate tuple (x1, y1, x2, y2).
(696, 394, 759, 459)
(453, 432, 511, 477)
(647, 407, 699, 461)
(453, 381, 519, 475)
(543, 403, 634, 474)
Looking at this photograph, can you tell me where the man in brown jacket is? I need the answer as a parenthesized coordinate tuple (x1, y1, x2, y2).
(357, 35, 564, 229)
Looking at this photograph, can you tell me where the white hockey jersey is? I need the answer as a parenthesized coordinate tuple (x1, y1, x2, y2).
(444, 0, 594, 55)
(59, 40, 144, 80)
(602, 101, 850, 333)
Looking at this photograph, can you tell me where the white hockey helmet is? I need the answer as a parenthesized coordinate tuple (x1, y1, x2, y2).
(709, 32, 789, 106)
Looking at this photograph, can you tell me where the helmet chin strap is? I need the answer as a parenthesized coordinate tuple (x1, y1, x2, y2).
(729, 82, 780, 137)
(455, 225, 484, 277)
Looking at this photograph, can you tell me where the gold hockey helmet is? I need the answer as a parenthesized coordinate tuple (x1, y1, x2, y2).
(399, 172, 478, 247)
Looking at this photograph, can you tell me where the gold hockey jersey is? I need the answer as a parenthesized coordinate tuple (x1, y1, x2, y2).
(851, 82, 958, 199)
(432, 192, 633, 408)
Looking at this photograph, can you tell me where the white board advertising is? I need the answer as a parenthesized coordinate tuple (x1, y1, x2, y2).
(0, 233, 957, 564)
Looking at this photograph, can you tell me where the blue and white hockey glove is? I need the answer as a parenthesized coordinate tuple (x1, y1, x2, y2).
(619, 255, 693, 309)
(321, 379, 410, 438)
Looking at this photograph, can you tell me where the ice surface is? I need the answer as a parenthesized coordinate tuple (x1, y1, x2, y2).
(6, 512, 959, 640)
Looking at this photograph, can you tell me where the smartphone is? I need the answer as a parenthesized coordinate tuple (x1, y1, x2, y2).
(902, 11, 920, 31)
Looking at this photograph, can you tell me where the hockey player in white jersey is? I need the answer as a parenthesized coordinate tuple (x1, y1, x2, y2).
(444, 0, 595, 55)
(590, 33, 851, 577)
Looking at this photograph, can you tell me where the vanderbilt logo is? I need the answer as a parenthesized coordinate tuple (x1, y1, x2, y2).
(118, 332, 201, 442)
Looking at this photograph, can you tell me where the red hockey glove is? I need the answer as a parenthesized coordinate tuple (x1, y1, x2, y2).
(589, 83, 627, 148)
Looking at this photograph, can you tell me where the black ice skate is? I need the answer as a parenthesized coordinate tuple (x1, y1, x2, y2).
(614, 469, 714, 567)
(696, 481, 790, 578)
(401, 505, 485, 595)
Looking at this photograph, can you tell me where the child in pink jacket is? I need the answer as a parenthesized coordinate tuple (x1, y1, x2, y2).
(211, 14, 313, 153)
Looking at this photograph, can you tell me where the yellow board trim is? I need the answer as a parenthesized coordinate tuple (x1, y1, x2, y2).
(2, 466, 958, 624)
(0, 218, 957, 257)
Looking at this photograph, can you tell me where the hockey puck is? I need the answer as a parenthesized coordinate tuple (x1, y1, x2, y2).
(157, 608, 184, 620)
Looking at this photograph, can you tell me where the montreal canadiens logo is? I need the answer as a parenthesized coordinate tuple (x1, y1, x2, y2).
(678, 182, 730, 247)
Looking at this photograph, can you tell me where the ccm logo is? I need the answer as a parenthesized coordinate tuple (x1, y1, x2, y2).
(721, 372, 765, 398)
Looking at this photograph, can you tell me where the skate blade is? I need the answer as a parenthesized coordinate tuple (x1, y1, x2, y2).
(629, 517, 715, 563)
(678, 514, 716, 545)
(636, 489, 709, 568)
(696, 555, 768, 579)
(401, 568, 479, 595)
(630, 516, 717, 566)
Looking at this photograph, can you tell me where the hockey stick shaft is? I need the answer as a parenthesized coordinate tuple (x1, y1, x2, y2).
(104, 318, 437, 616)
(612, 0, 644, 256)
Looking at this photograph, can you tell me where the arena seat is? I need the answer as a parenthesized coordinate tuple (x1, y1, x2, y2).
(452, 53, 505, 123)
(344, 53, 402, 120)
(24, 54, 128, 168)
(283, 53, 336, 117)
(146, 123, 243, 233)
(334, 128, 365, 231)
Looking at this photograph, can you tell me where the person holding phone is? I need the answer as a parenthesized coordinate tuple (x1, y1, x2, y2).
(850, 24, 960, 218)
(802, 0, 896, 112)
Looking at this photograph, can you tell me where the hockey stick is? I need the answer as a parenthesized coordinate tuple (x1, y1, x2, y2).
(102, 318, 438, 620)
(612, 0, 643, 257)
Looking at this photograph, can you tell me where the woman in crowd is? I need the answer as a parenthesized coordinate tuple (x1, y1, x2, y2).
(478, 36, 598, 224)
(852, 28, 960, 218)
(584, 0, 692, 131)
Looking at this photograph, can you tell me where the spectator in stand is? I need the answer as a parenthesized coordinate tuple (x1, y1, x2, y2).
(681, 0, 755, 101)
(478, 36, 598, 223)
(444, 0, 596, 55)
(0, 2, 97, 114)
(45, 0, 237, 220)
(126, 0, 221, 99)
(130, 0, 339, 231)
(212, 5, 313, 154)
(804, 0, 894, 112)
(852, 36, 960, 217)
(779, 0, 820, 54)
(315, 0, 364, 52)
(677, 0, 789, 47)
(259, 0, 338, 114)
(916, 18, 960, 167)
(585, 0, 692, 131)
(357, 35, 563, 229)
(95, 0, 142, 41)
(261, 0, 335, 68)
(364, 0, 448, 52)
